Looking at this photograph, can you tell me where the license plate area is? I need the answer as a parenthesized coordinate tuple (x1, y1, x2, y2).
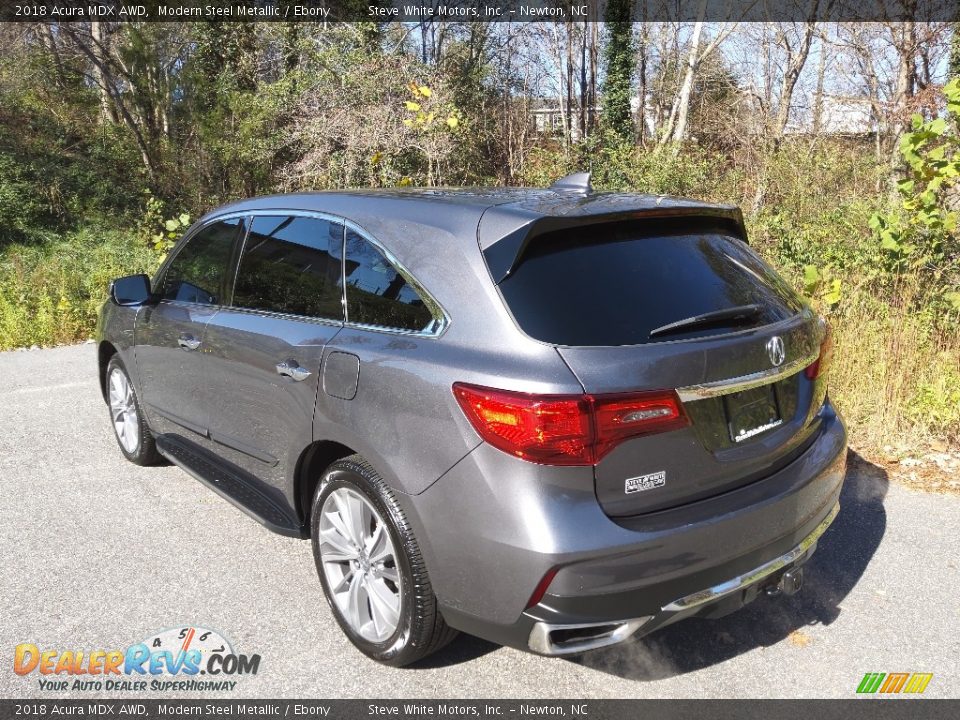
(724, 384, 782, 443)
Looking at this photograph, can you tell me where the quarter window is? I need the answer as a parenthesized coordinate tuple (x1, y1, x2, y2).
(232, 215, 345, 320)
(343, 229, 436, 332)
(159, 218, 241, 305)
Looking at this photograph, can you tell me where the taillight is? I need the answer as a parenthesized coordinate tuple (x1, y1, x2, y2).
(805, 321, 834, 380)
(452, 383, 688, 466)
(452, 384, 592, 465)
(592, 392, 689, 460)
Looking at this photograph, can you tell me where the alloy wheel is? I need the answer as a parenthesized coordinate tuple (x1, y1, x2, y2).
(318, 487, 402, 643)
(108, 368, 139, 454)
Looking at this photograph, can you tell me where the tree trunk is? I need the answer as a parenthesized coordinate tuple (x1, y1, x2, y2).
(40, 24, 67, 88)
(812, 31, 827, 136)
(579, 21, 587, 139)
(90, 22, 118, 123)
(888, 21, 917, 196)
(566, 22, 575, 140)
(637, 21, 647, 144)
(668, 19, 704, 146)
(773, 15, 819, 141)
(588, 20, 599, 134)
(951, 23, 960, 79)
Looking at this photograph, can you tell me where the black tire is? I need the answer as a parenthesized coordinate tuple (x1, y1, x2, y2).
(105, 356, 162, 466)
(310, 454, 457, 666)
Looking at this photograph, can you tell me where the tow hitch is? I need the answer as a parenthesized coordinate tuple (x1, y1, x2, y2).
(765, 567, 804, 597)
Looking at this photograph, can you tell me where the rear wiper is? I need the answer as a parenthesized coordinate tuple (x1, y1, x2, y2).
(648, 304, 763, 339)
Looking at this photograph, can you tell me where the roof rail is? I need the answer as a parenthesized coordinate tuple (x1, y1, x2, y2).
(550, 172, 592, 195)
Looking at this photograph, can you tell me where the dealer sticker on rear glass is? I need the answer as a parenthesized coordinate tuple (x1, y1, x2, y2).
(625, 471, 666, 494)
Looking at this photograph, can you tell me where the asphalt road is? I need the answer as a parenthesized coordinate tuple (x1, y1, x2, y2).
(1, 343, 958, 699)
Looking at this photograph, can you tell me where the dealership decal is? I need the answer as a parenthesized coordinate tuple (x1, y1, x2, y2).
(624, 471, 666, 494)
(14, 627, 260, 692)
(856, 672, 933, 695)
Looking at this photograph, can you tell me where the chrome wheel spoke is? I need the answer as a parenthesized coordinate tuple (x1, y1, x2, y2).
(319, 487, 402, 643)
(346, 493, 368, 548)
(345, 571, 365, 630)
(330, 493, 359, 548)
(378, 565, 399, 584)
(319, 526, 359, 562)
(367, 577, 400, 629)
(108, 368, 139, 454)
(368, 524, 391, 564)
(123, 415, 137, 444)
(330, 569, 352, 594)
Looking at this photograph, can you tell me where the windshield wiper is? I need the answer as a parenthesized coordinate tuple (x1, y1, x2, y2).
(648, 304, 763, 339)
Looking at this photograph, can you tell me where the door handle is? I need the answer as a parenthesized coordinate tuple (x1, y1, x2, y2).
(178, 334, 201, 351)
(276, 359, 311, 382)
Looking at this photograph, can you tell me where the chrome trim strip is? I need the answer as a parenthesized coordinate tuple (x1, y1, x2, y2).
(525, 501, 839, 655)
(164, 208, 451, 338)
(661, 502, 839, 612)
(676, 349, 819, 402)
(527, 616, 653, 656)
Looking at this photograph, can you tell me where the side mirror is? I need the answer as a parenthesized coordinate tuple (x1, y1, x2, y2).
(110, 274, 152, 306)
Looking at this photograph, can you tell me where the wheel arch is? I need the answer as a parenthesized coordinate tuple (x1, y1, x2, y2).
(294, 440, 356, 528)
(98, 341, 118, 403)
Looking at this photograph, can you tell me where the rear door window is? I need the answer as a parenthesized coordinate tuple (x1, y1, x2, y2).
(159, 218, 241, 305)
(232, 215, 344, 321)
(342, 229, 436, 332)
(496, 220, 803, 346)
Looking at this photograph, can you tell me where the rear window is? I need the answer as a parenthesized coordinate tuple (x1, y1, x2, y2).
(496, 220, 803, 346)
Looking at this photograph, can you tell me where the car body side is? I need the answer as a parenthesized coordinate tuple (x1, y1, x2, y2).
(97, 189, 847, 652)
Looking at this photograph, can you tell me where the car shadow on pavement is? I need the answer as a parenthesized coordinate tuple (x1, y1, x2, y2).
(411, 634, 500, 669)
(568, 450, 889, 681)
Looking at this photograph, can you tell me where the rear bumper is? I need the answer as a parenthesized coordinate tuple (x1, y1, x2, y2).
(403, 402, 847, 654)
(526, 501, 837, 655)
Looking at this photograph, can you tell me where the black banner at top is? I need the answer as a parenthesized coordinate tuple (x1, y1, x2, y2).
(1, 0, 959, 23)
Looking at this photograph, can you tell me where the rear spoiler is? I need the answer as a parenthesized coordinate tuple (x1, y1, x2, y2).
(483, 205, 746, 285)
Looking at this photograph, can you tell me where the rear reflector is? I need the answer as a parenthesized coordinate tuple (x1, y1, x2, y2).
(526, 567, 559, 609)
(453, 383, 688, 466)
(805, 321, 834, 380)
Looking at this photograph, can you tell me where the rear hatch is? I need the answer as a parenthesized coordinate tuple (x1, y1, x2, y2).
(487, 213, 828, 517)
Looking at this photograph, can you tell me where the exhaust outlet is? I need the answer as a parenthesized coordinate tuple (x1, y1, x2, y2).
(528, 616, 652, 656)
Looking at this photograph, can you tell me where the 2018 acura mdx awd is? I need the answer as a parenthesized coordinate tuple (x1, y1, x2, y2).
(97, 174, 846, 666)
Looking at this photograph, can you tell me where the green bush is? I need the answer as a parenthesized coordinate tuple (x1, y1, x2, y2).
(0, 228, 156, 350)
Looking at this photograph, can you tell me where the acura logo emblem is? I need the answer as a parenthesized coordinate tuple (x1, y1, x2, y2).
(767, 336, 786, 367)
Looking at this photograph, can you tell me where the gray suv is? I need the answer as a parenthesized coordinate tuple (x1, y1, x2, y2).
(97, 176, 846, 666)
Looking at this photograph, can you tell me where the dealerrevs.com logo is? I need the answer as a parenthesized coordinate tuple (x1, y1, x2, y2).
(14, 626, 260, 692)
(856, 672, 934, 695)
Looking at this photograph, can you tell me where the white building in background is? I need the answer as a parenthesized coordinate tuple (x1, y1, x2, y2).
(531, 95, 653, 140)
(532, 93, 876, 138)
(783, 95, 876, 136)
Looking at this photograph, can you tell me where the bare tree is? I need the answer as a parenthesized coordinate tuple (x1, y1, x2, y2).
(771, 2, 823, 142)
(658, 6, 739, 151)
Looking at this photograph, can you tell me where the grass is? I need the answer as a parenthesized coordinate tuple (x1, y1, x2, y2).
(827, 281, 960, 451)
(0, 227, 156, 349)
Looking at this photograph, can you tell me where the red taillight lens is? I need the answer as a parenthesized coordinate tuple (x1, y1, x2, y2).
(805, 322, 834, 380)
(452, 383, 688, 466)
(452, 384, 593, 465)
(592, 392, 689, 460)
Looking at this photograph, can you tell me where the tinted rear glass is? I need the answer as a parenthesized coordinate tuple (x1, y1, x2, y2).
(343, 229, 435, 332)
(497, 221, 803, 346)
